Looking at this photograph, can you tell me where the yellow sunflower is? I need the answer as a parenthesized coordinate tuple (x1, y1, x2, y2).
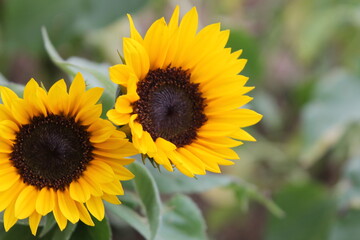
(0, 73, 137, 235)
(107, 6, 262, 177)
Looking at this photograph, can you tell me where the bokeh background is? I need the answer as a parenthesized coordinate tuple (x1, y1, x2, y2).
(1, 0, 360, 239)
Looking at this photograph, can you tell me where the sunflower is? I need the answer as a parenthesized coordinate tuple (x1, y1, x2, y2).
(0, 73, 137, 235)
(107, 6, 262, 177)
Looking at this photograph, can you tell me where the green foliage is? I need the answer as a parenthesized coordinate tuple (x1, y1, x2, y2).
(128, 162, 162, 240)
(329, 210, 360, 240)
(300, 70, 360, 165)
(157, 195, 207, 240)
(70, 218, 111, 240)
(265, 182, 336, 240)
(2, 0, 149, 55)
(0, 73, 24, 96)
(0, 224, 37, 240)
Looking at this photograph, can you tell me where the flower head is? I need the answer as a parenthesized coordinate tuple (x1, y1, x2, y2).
(0, 73, 137, 235)
(107, 6, 262, 177)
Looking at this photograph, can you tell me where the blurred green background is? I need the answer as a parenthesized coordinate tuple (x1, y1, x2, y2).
(1, 0, 360, 239)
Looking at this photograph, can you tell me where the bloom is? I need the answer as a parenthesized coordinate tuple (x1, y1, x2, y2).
(0, 73, 137, 235)
(107, 6, 262, 177)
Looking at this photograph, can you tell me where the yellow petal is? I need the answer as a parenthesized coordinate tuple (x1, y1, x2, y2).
(129, 114, 143, 138)
(69, 179, 91, 203)
(123, 38, 150, 81)
(82, 174, 103, 197)
(11, 99, 30, 125)
(206, 96, 253, 113)
(0, 139, 14, 154)
(127, 14, 144, 43)
(75, 104, 102, 126)
(106, 109, 131, 126)
(192, 143, 239, 160)
(230, 129, 256, 141)
(167, 151, 194, 177)
(0, 86, 19, 108)
(0, 120, 19, 140)
(72, 87, 104, 116)
(48, 79, 69, 115)
(198, 122, 238, 137)
(109, 64, 131, 86)
(85, 161, 116, 183)
(168, 5, 180, 31)
(172, 7, 198, 66)
(15, 185, 37, 219)
(75, 202, 94, 226)
(69, 73, 86, 111)
(36, 187, 55, 215)
(186, 145, 223, 173)
(69, 73, 86, 96)
(86, 196, 105, 221)
(196, 136, 242, 148)
(4, 202, 18, 232)
(209, 109, 263, 128)
(53, 199, 68, 231)
(101, 180, 124, 195)
(144, 17, 170, 69)
(102, 193, 121, 205)
(88, 119, 115, 143)
(114, 95, 133, 113)
(29, 212, 42, 236)
(0, 180, 23, 212)
(57, 190, 80, 224)
(177, 148, 206, 175)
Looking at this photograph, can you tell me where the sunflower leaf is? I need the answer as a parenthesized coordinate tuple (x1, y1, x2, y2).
(105, 202, 150, 239)
(0, 72, 24, 96)
(38, 214, 57, 237)
(300, 69, 360, 166)
(128, 162, 162, 240)
(264, 181, 335, 240)
(156, 194, 207, 240)
(0, 223, 36, 240)
(42, 223, 77, 240)
(41, 27, 116, 116)
(69, 217, 111, 240)
(148, 166, 283, 217)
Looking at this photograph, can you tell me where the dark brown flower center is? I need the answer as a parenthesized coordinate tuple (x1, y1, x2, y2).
(133, 67, 207, 147)
(10, 114, 93, 190)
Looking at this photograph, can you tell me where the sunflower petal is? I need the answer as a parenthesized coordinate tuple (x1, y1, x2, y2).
(86, 196, 105, 221)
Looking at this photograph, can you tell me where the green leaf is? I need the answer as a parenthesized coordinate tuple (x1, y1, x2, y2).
(329, 210, 360, 240)
(42, 27, 116, 115)
(128, 162, 162, 240)
(105, 202, 150, 239)
(265, 181, 335, 240)
(332, 155, 360, 212)
(328, 155, 360, 240)
(0, 72, 24, 96)
(44, 223, 77, 240)
(149, 167, 233, 194)
(3, 0, 148, 55)
(70, 217, 111, 240)
(300, 70, 360, 166)
(0, 223, 36, 240)
(148, 166, 283, 217)
(344, 156, 360, 187)
(296, 4, 349, 63)
(39, 214, 57, 238)
(156, 195, 207, 240)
